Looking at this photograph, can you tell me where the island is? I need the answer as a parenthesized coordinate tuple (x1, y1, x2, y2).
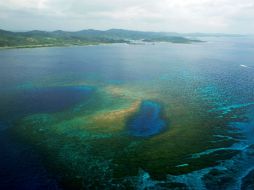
(0, 29, 203, 49)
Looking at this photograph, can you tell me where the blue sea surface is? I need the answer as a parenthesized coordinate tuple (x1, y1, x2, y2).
(17, 86, 93, 113)
(0, 86, 93, 122)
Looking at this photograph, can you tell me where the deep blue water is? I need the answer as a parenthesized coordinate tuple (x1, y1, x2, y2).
(0, 130, 59, 190)
(128, 101, 166, 137)
(0, 86, 93, 124)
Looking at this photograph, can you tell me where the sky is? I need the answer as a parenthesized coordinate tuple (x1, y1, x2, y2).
(0, 0, 254, 34)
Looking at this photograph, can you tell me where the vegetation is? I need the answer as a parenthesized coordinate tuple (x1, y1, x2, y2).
(0, 29, 203, 48)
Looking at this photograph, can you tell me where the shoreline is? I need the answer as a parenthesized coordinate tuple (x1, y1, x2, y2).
(0, 42, 110, 50)
(0, 40, 204, 50)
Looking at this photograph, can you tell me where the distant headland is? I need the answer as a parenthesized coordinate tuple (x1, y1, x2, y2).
(0, 28, 206, 49)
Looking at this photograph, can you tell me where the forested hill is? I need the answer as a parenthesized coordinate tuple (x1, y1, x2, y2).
(0, 28, 203, 48)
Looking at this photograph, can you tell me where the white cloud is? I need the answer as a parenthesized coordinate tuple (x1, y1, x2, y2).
(0, 0, 253, 33)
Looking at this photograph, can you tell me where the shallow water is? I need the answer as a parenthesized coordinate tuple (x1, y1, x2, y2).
(0, 37, 254, 189)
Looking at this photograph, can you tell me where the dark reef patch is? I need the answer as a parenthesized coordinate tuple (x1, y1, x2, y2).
(241, 169, 254, 190)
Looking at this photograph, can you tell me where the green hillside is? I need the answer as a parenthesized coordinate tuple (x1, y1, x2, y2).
(0, 29, 203, 48)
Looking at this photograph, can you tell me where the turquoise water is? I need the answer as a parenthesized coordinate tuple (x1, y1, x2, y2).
(0, 37, 254, 189)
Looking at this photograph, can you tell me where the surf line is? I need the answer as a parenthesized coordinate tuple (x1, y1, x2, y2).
(240, 64, 253, 69)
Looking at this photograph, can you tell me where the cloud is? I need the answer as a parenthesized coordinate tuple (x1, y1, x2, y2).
(0, 0, 253, 33)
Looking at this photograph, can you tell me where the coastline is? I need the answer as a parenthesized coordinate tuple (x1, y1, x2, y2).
(0, 42, 107, 50)
(0, 40, 204, 50)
